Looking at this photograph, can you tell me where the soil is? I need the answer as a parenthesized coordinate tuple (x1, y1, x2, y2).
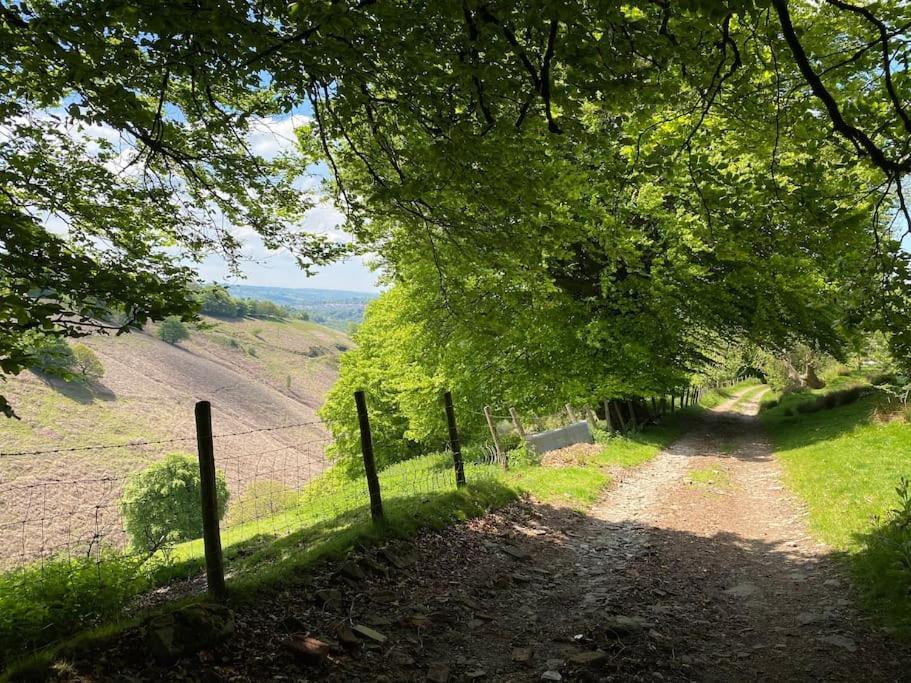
(49, 388, 911, 681)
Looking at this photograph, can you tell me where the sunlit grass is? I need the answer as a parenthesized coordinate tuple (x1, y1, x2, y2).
(1, 411, 687, 673)
(697, 377, 761, 410)
(762, 389, 911, 635)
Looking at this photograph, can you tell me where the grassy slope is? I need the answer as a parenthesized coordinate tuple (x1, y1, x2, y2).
(697, 377, 761, 410)
(761, 379, 911, 634)
(3, 414, 688, 675)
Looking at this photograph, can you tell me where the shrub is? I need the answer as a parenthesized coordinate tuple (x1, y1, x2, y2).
(157, 316, 190, 345)
(30, 337, 75, 378)
(227, 481, 298, 525)
(0, 553, 147, 662)
(121, 453, 228, 551)
(71, 343, 104, 382)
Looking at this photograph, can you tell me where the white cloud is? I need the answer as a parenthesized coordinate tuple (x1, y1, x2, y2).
(30, 110, 376, 291)
(247, 114, 310, 160)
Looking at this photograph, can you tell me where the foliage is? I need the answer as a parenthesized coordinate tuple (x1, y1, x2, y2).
(3, 1, 911, 419)
(156, 317, 190, 345)
(29, 338, 75, 379)
(120, 454, 229, 552)
(70, 344, 104, 382)
(197, 285, 309, 321)
(0, 553, 148, 665)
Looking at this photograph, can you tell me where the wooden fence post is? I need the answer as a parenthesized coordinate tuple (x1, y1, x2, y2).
(603, 399, 614, 432)
(443, 391, 466, 487)
(484, 405, 506, 469)
(585, 407, 599, 428)
(354, 390, 384, 522)
(509, 407, 527, 440)
(565, 404, 577, 422)
(195, 400, 226, 600)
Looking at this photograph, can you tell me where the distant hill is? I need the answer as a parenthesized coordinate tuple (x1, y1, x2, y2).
(225, 284, 379, 331)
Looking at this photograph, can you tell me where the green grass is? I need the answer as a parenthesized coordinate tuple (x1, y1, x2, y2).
(729, 383, 767, 411)
(697, 377, 761, 410)
(1, 416, 687, 675)
(762, 389, 911, 635)
(687, 465, 731, 488)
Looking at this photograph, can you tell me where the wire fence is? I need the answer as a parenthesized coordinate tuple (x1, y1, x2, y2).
(0, 382, 718, 659)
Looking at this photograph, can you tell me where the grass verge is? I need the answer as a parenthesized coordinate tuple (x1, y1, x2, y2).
(2, 414, 687, 677)
(761, 383, 911, 636)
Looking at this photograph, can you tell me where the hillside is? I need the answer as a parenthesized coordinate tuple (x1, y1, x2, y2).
(0, 318, 351, 567)
(225, 284, 378, 330)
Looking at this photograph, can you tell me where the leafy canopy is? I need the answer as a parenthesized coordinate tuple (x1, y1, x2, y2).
(3, 0, 911, 418)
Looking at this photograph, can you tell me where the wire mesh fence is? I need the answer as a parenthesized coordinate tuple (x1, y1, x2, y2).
(0, 384, 712, 660)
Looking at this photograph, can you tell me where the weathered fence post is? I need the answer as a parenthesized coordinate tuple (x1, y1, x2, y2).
(603, 399, 614, 432)
(585, 407, 599, 430)
(484, 405, 506, 469)
(354, 390, 384, 522)
(509, 407, 527, 440)
(443, 391, 466, 487)
(195, 400, 226, 600)
(565, 404, 577, 422)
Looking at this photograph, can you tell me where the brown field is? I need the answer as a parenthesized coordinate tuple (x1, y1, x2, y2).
(0, 317, 349, 568)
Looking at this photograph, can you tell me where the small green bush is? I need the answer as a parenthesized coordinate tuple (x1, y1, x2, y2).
(30, 337, 76, 378)
(71, 343, 104, 382)
(0, 553, 147, 662)
(157, 316, 190, 345)
(121, 453, 228, 551)
(227, 481, 298, 525)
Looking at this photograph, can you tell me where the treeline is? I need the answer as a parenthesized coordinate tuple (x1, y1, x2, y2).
(197, 285, 309, 321)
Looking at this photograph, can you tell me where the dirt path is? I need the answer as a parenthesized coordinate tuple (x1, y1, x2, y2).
(60, 387, 909, 681)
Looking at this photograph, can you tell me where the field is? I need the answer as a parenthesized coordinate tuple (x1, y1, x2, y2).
(0, 317, 350, 569)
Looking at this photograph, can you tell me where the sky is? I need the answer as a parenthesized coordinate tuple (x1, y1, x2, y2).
(32, 107, 381, 293)
(197, 114, 381, 293)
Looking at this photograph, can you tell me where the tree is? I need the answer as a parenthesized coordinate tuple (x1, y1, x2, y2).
(30, 338, 76, 379)
(198, 286, 243, 318)
(71, 344, 104, 383)
(157, 317, 190, 345)
(120, 454, 228, 552)
(3, 0, 911, 418)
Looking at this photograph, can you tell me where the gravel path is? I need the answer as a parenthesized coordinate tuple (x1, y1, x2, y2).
(57, 387, 910, 681)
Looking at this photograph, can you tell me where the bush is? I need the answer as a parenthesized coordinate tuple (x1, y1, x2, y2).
(71, 343, 104, 382)
(30, 337, 75, 378)
(227, 481, 298, 525)
(0, 553, 147, 662)
(121, 454, 228, 551)
(157, 316, 190, 345)
(795, 386, 865, 414)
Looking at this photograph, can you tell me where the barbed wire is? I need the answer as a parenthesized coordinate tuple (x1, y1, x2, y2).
(0, 419, 325, 457)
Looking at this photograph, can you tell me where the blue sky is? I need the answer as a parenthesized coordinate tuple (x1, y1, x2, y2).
(197, 112, 381, 293)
